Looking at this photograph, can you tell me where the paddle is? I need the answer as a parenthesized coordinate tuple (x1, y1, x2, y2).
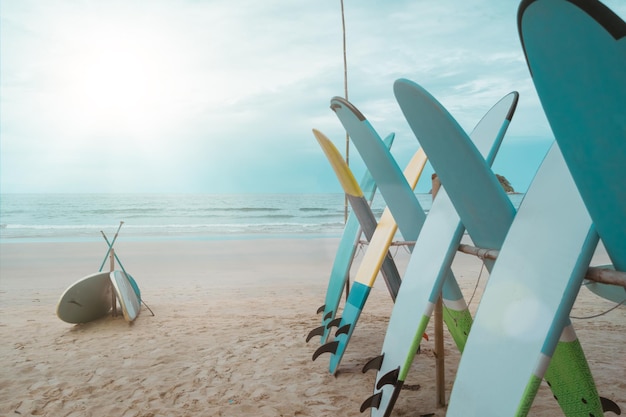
(98, 221, 124, 272)
(100, 230, 141, 302)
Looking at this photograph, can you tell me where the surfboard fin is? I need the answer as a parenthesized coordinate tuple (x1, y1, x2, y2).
(306, 326, 325, 343)
(362, 354, 384, 373)
(312, 341, 338, 361)
(360, 392, 382, 412)
(600, 396, 621, 415)
(376, 368, 400, 390)
(335, 323, 351, 336)
(316, 304, 325, 314)
(326, 317, 342, 329)
(323, 311, 334, 321)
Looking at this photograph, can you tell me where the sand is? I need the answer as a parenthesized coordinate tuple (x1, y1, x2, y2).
(0, 238, 624, 416)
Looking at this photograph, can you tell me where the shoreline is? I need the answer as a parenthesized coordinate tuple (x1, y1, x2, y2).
(0, 232, 344, 245)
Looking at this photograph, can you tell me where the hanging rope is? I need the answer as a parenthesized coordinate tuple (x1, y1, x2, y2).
(570, 281, 625, 319)
(570, 299, 625, 319)
(467, 261, 486, 308)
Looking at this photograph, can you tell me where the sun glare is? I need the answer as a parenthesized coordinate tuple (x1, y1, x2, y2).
(65, 25, 178, 138)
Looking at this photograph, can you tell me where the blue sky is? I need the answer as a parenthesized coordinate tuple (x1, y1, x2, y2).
(2, 1, 625, 194)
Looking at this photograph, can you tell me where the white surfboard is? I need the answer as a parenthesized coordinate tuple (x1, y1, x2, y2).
(56, 272, 112, 324)
(446, 143, 599, 416)
(110, 270, 141, 322)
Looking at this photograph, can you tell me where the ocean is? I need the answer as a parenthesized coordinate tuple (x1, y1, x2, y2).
(0, 193, 524, 243)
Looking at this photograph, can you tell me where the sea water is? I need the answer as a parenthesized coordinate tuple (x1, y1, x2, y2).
(0, 193, 524, 243)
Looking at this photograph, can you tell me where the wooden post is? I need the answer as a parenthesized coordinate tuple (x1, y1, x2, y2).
(110, 248, 117, 317)
(431, 174, 446, 407)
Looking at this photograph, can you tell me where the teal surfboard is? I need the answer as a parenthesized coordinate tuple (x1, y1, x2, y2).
(519, 0, 626, 305)
(310, 133, 398, 345)
(362, 84, 518, 417)
(382, 79, 613, 417)
(313, 97, 471, 375)
(312, 144, 429, 373)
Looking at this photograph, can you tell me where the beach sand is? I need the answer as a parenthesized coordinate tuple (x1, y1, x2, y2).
(0, 238, 623, 416)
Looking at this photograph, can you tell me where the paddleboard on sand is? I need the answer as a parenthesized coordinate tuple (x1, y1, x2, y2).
(361, 84, 518, 417)
(56, 272, 112, 324)
(310, 133, 397, 345)
(519, 0, 626, 307)
(381, 79, 616, 417)
(110, 270, 141, 322)
(313, 97, 467, 375)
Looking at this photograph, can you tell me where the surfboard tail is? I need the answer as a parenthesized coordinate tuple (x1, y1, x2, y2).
(312, 282, 371, 374)
(328, 292, 368, 374)
(542, 324, 620, 417)
(441, 273, 473, 353)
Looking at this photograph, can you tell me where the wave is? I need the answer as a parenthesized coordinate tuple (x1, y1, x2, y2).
(0, 221, 346, 241)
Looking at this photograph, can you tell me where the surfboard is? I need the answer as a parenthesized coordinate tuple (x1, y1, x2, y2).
(312, 146, 429, 373)
(381, 79, 612, 417)
(308, 130, 403, 343)
(110, 270, 141, 322)
(311, 133, 396, 345)
(313, 97, 469, 375)
(56, 272, 112, 324)
(445, 143, 600, 416)
(584, 275, 626, 305)
(519, 0, 626, 297)
(361, 84, 518, 417)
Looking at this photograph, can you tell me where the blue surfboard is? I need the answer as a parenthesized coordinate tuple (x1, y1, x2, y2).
(309, 133, 398, 345)
(519, 0, 626, 304)
(384, 79, 613, 417)
(313, 98, 471, 375)
(361, 83, 518, 417)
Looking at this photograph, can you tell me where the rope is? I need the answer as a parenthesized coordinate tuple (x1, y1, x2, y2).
(467, 261, 486, 308)
(141, 299, 156, 316)
(570, 298, 625, 319)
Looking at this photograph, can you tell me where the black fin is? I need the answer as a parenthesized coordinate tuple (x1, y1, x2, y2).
(386, 382, 404, 416)
(376, 368, 400, 390)
(316, 304, 325, 314)
(323, 311, 333, 321)
(312, 341, 338, 361)
(600, 396, 622, 415)
(360, 392, 382, 412)
(362, 354, 384, 373)
(306, 326, 325, 343)
(326, 317, 342, 329)
(335, 323, 351, 336)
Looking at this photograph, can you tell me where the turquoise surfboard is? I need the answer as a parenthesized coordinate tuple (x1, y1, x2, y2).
(446, 143, 599, 416)
(312, 143, 429, 373)
(519, 0, 626, 303)
(313, 97, 474, 374)
(310, 133, 398, 345)
(362, 84, 518, 417)
(383, 79, 613, 417)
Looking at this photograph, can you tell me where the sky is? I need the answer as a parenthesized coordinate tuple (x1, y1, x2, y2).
(2, 0, 625, 194)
